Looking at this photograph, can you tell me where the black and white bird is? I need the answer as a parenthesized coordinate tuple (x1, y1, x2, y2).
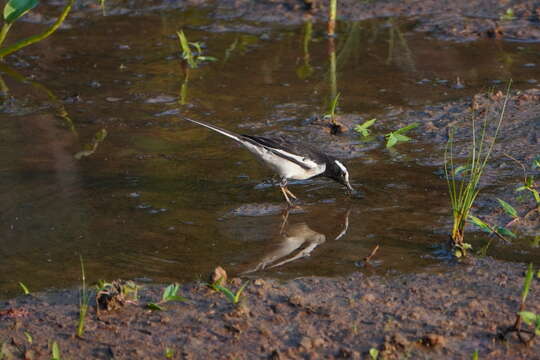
(184, 118, 357, 205)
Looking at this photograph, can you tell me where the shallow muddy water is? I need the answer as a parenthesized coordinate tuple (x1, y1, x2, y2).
(1, 7, 539, 298)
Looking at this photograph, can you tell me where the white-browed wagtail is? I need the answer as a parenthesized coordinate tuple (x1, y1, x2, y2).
(184, 118, 358, 205)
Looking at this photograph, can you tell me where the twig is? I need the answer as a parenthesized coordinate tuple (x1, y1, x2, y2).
(363, 245, 380, 263)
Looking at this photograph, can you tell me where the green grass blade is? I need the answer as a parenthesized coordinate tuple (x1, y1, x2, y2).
(497, 198, 518, 218)
(521, 263, 534, 303)
(18, 281, 30, 295)
(51, 341, 61, 360)
(233, 281, 249, 304)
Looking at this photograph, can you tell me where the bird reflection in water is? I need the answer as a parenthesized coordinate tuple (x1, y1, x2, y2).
(242, 207, 351, 274)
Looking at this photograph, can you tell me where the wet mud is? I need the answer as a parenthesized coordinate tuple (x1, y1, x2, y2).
(1, 258, 539, 359)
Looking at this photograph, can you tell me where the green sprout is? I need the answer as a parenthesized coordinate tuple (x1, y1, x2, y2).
(50, 341, 61, 360)
(325, 92, 340, 125)
(385, 123, 418, 148)
(147, 283, 188, 311)
(354, 118, 377, 137)
(18, 281, 30, 295)
(209, 277, 249, 305)
(369, 348, 379, 360)
(76, 256, 90, 337)
(176, 30, 217, 69)
(500, 8, 516, 21)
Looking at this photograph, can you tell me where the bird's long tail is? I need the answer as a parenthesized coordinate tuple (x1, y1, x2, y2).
(184, 117, 242, 143)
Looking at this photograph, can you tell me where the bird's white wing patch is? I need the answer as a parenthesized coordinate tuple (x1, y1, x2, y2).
(272, 148, 319, 169)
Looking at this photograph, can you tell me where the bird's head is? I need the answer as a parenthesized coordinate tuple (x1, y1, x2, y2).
(329, 160, 356, 195)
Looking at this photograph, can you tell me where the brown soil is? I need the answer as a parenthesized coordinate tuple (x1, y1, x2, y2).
(1, 257, 539, 359)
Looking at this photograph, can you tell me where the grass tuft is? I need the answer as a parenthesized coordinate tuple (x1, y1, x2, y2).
(444, 83, 511, 255)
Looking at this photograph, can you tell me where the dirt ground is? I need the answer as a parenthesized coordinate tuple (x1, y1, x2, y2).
(0, 257, 539, 359)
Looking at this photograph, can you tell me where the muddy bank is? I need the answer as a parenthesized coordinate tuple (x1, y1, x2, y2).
(1, 257, 539, 359)
(29, 0, 540, 42)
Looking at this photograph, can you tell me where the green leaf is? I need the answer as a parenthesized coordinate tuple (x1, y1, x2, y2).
(515, 185, 527, 192)
(472, 349, 479, 360)
(233, 281, 249, 304)
(177, 30, 196, 69)
(166, 295, 188, 303)
(497, 198, 518, 218)
(354, 118, 377, 137)
(165, 348, 175, 358)
(23, 331, 32, 344)
(327, 92, 340, 118)
(162, 283, 179, 302)
(393, 134, 411, 142)
(518, 311, 537, 325)
(468, 215, 493, 234)
(521, 263, 534, 303)
(213, 284, 236, 303)
(394, 122, 419, 134)
(453, 165, 470, 176)
(532, 155, 540, 169)
(386, 134, 398, 148)
(18, 281, 30, 294)
(369, 348, 379, 360)
(197, 56, 218, 62)
(51, 341, 61, 360)
(3, 0, 38, 24)
(496, 226, 517, 238)
(146, 303, 164, 311)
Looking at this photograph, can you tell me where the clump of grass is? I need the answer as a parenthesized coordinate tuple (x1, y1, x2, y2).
(444, 86, 510, 256)
(146, 283, 188, 311)
(385, 123, 418, 148)
(209, 277, 249, 305)
(76, 255, 90, 337)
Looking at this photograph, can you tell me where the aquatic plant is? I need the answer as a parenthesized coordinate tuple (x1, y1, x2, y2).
(76, 256, 89, 337)
(146, 283, 188, 311)
(176, 30, 217, 69)
(385, 123, 418, 148)
(325, 92, 340, 125)
(0, 0, 74, 59)
(369, 348, 379, 360)
(74, 129, 108, 160)
(354, 118, 377, 137)
(444, 87, 510, 256)
(165, 348, 175, 358)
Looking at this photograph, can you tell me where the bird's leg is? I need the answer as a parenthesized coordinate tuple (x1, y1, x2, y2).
(279, 178, 295, 207)
(284, 187, 297, 200)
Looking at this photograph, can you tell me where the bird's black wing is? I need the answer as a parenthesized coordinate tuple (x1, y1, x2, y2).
(241, 135, 330, 170)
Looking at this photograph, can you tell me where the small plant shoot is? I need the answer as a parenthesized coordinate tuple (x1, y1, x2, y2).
(18, 281, 30, 295)
(176, 30, 217, 69)
(146, 283, 188, 311)
(209, 277, 249, 305)
(385, 123, 418, 148)
(354, 118, 377, 137)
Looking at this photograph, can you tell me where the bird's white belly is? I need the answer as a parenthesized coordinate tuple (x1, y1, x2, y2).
(243, 143, 325, 180)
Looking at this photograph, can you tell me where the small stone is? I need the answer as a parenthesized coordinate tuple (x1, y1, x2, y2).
(422, 333, 446, 347)
(361, 293, 376, 302)
(299, 336, 312, 350)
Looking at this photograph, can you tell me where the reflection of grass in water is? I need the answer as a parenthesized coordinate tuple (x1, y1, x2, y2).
(0, 63, 76, 134)
(386, 19, 415, 72)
